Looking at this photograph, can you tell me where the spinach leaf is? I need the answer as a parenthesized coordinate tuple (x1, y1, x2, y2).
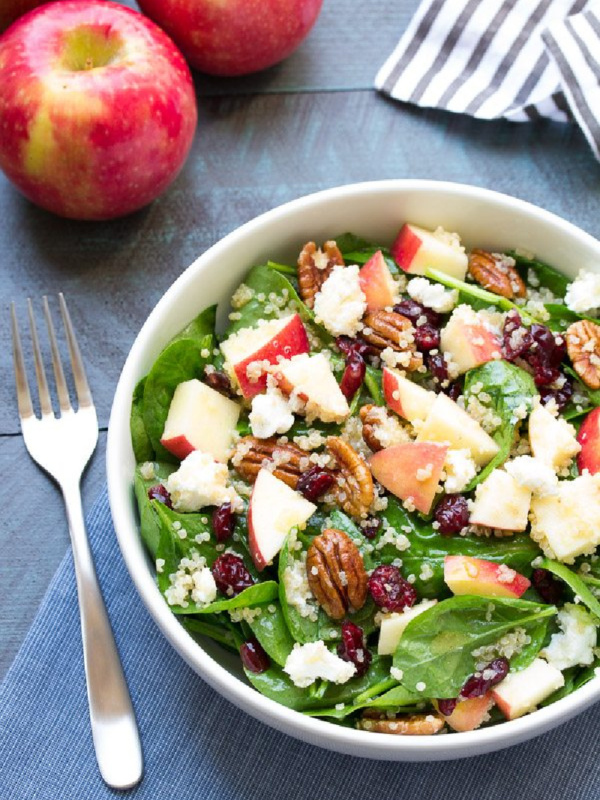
(131, 378, 154, 462)
(244, 654, 393, 712)
(425, 268, 524, 317)
(539, 559, 600, 619)
(393, 596, 557, 697)
(248, 601, 296, 667)
(335, 232, 381, 256)
(182, 614, 241, 652)
(564, 366, 600, 408)
(376, 496, 540, 598)
(133, 461, 177, 557)
(507, 251, 570, 297)
(463, 361, 537, 488)
(304, 684, 420, 719)
(184, 582, 279, 616)
(142, 333, 215, 462)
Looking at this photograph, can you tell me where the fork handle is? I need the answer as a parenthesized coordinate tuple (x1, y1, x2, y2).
(62, 481, 143, 790)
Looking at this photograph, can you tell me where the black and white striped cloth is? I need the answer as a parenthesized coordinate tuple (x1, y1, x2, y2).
(376, 0, 600, 159)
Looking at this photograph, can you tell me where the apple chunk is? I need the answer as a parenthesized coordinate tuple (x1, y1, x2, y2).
(270, 352, 350, 423)
(160, 379, 240, 462)
(358, 250, 398, 311)
(390, 223, 468, 280)
(382, 367, 436, 422)
(529, 402, 580, 471)
(220, 313, 309, 398)
(440, 305, 502, 375)
(434, 694, 494, 733)
(369, 442, 448, 514)
(444, 555, 531, 599)
(492, 659, 564, 720)
(377, 600, 437, 655)
(577, 407, 600, 475)
(469, 469, 532, 532)
(416, 393, 500, 467)
(248, 469, 316, 571)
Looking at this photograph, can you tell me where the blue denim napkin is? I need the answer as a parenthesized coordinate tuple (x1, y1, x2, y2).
(1, 488, 599, 799)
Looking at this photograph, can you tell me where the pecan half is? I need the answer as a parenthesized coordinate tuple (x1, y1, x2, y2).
(326, 436, 374, 517)
(232, 437, 307, 488)
(297, 240, 345, 308)
(306, 528, 368, 619)
(357, 711, 445, 735)
(359, 404, 409, 452)
(361, 310, 422, 371)
(468, 249, 526, 299)
(566, 319, 600, 389)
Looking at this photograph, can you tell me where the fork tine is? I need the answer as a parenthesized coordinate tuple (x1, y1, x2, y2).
(10, 302, 35, 420)
(59, 293, 93, 409)
(27, 299, 54, 417)
(43, 295, 72, 414)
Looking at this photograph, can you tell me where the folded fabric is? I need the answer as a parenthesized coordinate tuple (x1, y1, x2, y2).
(1, 487, 600, 800)
(376, 0, 600, 159)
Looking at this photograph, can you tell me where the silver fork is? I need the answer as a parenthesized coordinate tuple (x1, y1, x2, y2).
(11, 295, 142, 790)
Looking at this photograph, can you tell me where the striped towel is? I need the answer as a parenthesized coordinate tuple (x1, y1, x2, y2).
(376, 0, 600, 159)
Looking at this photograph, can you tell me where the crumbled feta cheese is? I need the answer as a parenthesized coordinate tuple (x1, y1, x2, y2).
(283, 641, 356, 687)
(504, 456, 558, 497)
(565, 269, 600, 314)
(313, 264, 366, 337)
(164, 451, 241, 512)
(249, 390, 295, 438)
(542, 604, 597, 671)
(444, 449, 477, 493)
(406, 277, 458, 313)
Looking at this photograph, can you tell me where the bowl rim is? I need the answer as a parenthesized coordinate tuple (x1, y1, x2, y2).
(107, 178, 600, 759)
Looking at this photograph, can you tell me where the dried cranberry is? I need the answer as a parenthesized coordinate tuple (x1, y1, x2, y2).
(337, 620, 372, 677)
(427, 352, 449, 383)
(529, 357, 561, 387)
(532, 568, 564, 605)
(340, 352, 366, 400)
(502, 311, 532, 362)
(394, 299, 441, 327)
(414, 323, 441, 352)
(444, 381, 463, 402)
(460, 658, 509, 699)
(368, 565, 417, 612)
(539, 376, 573, 412)
(211, 553, 254, 597)
(297, 466, 335, 503)
(336, 336, 372, 360)
(240, 637, 270, 674)
(437, 698, 458, 716)
(361, 517, 382, 540)
(204, 369, 235, 398)
(530, 325, 566, 368)
(147, 484, 172, 508)
(212, 503, 235, 544)
(434, 495, 469, 535)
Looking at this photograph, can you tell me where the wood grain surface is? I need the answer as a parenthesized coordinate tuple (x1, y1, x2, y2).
(1, 0, 599, 679)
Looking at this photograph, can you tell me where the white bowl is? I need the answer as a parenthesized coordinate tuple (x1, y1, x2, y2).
(107, 179, 600, 761)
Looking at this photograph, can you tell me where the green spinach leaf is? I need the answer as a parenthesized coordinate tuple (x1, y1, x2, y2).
(393, 596, 557, 697)
(248, 601, 296, 667)
(507, 251, 570, 297)
(539, 559, 600, 619)
(131, 378, 154, 462)
(133, 461, 177, 557)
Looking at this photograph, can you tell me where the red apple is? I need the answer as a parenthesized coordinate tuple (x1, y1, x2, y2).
(0, 0, 197, 220)
(369, 442, 448, 515)
(1, 0, 50, 33)
(136, 0, 323, 76)
(469, 469, 531, 532)
(444, 556, 530, 599)
(382, 367, 436, 422)
(270, 352, 349, 423)
(248, 468, 316, 571)
(434, 694, 494, 733)
(440, 306, 502, 375)
(220, 313, 310, 399)
(358, 250, 397, 312)
(391, 223, 468, 280)
(492, 659, 564, 720)
(577, 407, 600, 475)
(160, 379, 240, 462)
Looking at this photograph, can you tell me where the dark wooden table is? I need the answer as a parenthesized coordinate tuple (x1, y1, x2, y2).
(1, 0, 599, 681)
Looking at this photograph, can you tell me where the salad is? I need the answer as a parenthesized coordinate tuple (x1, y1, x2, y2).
(131, 222, 600, 736)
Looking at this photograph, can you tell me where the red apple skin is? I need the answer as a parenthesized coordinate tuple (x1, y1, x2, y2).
(577, 407, 600, 475)
(369, 442, 448, 515)
(390, 224, 422, 272)
(435, 694, 494, 733)
(444, 555, 531, 599)
(358, 250, 396, 311)
(234, 314, 310, 398)
(0, 1, 197, 220)
(159, 434, 194, 461)
(136, 0, 323, 77)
